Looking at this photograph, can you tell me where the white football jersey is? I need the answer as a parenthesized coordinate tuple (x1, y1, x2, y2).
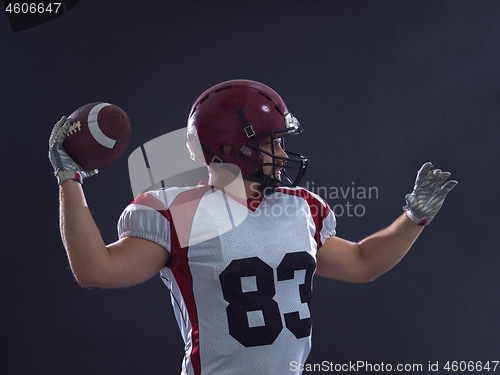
(118, 185, 336, 375)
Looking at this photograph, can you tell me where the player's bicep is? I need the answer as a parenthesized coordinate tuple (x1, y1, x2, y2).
(96, 237, 170, 288)
(315, 235, 366, 283)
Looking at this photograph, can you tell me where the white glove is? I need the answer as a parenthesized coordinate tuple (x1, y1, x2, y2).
(403, 162, 458, 225)
(48, 116, 98, 185)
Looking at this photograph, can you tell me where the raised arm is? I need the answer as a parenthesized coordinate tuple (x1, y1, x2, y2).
(316, 213, 422, 282)
(316, 162, 457, 283)
(59, 180, 169, 288)
(50, 117, 169, 289)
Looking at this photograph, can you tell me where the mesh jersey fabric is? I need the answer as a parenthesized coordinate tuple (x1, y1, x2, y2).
(118, 185, 336, 375)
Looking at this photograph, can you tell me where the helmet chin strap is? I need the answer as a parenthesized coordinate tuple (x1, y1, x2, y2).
(244, 170, 284, 196)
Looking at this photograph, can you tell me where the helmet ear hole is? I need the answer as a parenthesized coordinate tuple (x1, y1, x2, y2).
(220, 145, 236, 158)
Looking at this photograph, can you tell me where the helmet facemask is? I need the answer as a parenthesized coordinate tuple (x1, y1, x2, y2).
(237, 112, 309, 194)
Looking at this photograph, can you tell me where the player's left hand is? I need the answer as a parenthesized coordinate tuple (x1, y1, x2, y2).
(403, 162, 458, 225)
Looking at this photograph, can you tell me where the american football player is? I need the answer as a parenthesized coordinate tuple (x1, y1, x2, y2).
(49, 79, 457, 374)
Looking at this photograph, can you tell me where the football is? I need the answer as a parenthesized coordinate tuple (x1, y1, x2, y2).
(63, 102, 131, 170)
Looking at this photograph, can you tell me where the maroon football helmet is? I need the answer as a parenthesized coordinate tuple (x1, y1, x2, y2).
(187, 79, 309, 191)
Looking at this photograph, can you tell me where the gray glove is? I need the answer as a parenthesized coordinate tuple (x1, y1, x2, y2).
(403, 162, 458, 225)
(48, 116, 98, 185)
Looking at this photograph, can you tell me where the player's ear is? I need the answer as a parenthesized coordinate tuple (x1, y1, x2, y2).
(220, 145, 236, 158)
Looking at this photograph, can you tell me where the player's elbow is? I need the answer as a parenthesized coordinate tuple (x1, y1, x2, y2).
(356, 273, 379, 283)
(357, 264, 391, 283)
(71, 273, 89, 287)
(71, 265, 136, 289)
(343, 272, 379, 284)
(74, 272, 121, 288)
(72, 270, 98, 288)
(71, 265, 107, 288)
(346, 265, 383, 283)
(315, 268, 380, 283)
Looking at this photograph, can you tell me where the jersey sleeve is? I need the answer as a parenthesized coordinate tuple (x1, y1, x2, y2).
(117, 192, 171, 252)
(302, 189, 336, 248)
(319, 206, 336, 246)
(280, 187, 337, 248)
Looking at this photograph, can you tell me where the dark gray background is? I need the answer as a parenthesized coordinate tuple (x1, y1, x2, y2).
(2, 1, 499, 374)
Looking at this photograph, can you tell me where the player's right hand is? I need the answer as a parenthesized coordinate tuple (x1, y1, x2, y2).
(48, 116, 98, 185)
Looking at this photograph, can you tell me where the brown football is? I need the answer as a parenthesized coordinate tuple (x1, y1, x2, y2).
(63, 102, 131, 170)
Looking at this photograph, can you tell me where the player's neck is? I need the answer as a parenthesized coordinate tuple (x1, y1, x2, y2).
(208, 171, 260, 200)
